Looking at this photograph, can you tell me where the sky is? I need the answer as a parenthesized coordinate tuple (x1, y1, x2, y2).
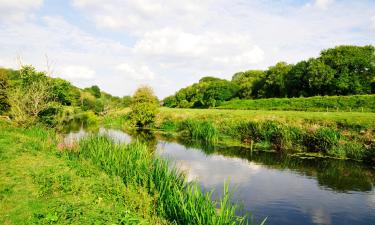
(0, 0, 374, 98)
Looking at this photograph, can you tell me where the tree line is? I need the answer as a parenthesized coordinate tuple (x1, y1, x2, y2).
(0, 65, 132, 127)
(163, 45, 375, 108)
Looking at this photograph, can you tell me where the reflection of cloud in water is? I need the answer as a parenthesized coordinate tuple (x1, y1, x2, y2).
(99, 128, 131, 143)
(367, 191, 375, 208)
(157, 142, 261, 187)
(309, 208, 331, 225)
(63, 128, 88, 145)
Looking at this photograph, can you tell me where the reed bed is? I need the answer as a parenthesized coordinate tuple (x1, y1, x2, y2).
(75, 136, 250, 225)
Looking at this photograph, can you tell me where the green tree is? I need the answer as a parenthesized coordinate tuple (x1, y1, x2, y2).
(121, 96, 132, 107)
(306, 58, 335, 95)
(232, 70, 265, 99)
(0, 71, 10, 113)
(260, 62, 293, 98)
(129, 86, 159, 128)
(319, 45, 375, 95)
(85, 85, 101, 98)
(8, 66, 56, 126)
(51, 78, 76, 105)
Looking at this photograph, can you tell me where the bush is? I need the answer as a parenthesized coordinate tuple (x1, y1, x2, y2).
(129, 86, 159, 128)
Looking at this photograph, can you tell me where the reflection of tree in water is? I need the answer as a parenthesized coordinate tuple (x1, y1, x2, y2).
(163, 136, 375, 193)
(130, 129, 158, 151)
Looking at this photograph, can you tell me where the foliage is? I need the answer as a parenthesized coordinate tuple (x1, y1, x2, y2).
(0, 70, 10, 113)
(84, 85, 101, 98)
(164, 77, 239, 108)
(130, 86, 159, 128)
(164, 45, 375, 108)
(8, 67, 57, 126)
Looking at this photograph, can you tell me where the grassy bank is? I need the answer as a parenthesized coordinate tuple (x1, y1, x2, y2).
(0, 120, 250, 225)
(0, 120, 166, 224)
(104, 108, 375, 162)
(217, 95, 375, 112)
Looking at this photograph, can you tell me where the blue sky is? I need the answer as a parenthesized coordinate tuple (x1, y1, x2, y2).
(0, 0, 374, 97)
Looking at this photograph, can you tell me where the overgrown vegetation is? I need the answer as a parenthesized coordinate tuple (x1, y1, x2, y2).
(0, 121, 166, 224)
(164, 45, 375, 108)
(0, 65, 132, 128)
(74, 136, 249, 225)
(149, 108, 375, 162)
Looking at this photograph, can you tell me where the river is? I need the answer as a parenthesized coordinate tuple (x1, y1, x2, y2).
(63, 128, 375, 225)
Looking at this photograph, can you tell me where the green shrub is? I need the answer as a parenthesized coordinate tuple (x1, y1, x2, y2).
(304, 127, 341, 153)
(129, 86, 159, 128)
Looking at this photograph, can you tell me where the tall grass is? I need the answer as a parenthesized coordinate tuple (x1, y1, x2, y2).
(75, 136, 249, 225)
(179, 119, 219, 144)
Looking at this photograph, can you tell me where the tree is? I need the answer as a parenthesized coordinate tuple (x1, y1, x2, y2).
(8, 67, 55, 126)
(306, 58, 335, 95)
(129, 86, 159, 128)
(232, 70, 265, 99)
(319, 45, 375, 95)
(51, 78, 76, 105)
(0, 71, 10, 113)
(85, 85, 101, 98)
(259, 62, 293, 98)
(121, 96, 132, 107)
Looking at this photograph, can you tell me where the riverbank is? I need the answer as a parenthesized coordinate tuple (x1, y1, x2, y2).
(0, 120, 249, 225)
(104, 108, 375, 163)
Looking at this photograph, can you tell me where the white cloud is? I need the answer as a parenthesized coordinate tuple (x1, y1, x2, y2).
(116, 63, 155, 81)
(0, 0, 43, 22)
(305, 0, 335, 10)
(0, 1, 374, 98)
(59, 65, 95, 80)
(371, 16, 375, 30)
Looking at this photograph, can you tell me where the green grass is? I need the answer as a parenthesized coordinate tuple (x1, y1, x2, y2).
(74, 136, 249, 225)
(0, 120, 167, 224)
(153, 108, 375, 162)
(217, 95, 375, 112)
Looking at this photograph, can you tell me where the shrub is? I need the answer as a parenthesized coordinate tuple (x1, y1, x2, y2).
(129, 86, 159, 128)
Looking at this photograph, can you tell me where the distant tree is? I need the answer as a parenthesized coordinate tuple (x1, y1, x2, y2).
(284, 61, 309, 97)
(260, 62, 293, 98)
(85, 85, 101, 98)
(121, 96, 132, 107)
(306, 58, 335, 95)
(51, 78, 76, 105)
(319, 45, 375, 95)
(129, 86, 159, 128)
(232, 70, 265, 99)
(163, 95, 177, 107)
(0, 71, 10, 113)
(203, 80, 239, 107)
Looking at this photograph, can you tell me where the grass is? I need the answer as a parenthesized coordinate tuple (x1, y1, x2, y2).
(0, 120, 167, 224)
(152, 108, 375, 162)
(73, 136, 250, 225)
(0, 119, 252, 225)
(217, 95, 375, 112)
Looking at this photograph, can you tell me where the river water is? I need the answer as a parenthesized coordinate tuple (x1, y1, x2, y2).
(63, 128, 375, 225)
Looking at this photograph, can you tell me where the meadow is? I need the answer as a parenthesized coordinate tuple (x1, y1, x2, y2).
(217, 95, 375, 112)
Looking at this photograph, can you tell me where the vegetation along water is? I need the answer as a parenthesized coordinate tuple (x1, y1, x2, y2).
(1, 44, 375, 224)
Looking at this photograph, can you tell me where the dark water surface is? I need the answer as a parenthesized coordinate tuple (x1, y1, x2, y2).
(63, 128, 375, 225)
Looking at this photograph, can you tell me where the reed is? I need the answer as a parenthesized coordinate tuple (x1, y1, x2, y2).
(75, 136, 248, 225)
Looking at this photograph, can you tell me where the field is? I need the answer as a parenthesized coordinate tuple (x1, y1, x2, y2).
(156, 108, 375, 130)
(217, 95, 375, 112)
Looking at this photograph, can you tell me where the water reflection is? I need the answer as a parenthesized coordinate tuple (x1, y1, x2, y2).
(63, 128, 375, 225)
